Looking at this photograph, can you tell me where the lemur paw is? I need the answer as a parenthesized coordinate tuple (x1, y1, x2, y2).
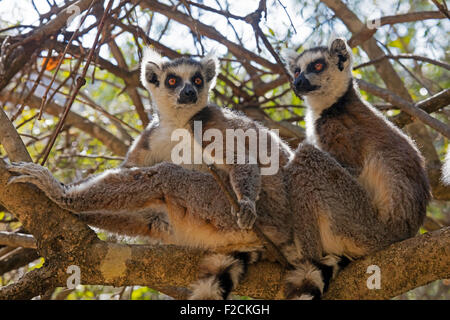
(232, 198, 257, 230)
(7, 162, 64, 200)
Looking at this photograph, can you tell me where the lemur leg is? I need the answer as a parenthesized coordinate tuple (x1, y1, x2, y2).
(78, 207, 172, 240)
(228, 164, 261, 230)
(7, 161, 237, 230)
(291, 144, 394, 253)
(7, 162, 173, 239)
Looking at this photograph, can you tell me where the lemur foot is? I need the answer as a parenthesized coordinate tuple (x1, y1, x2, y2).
(232, 197, 257, 230)
(7, 161, 65, 201)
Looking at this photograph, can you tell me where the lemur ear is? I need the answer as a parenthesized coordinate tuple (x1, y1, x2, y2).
(280, 49, 299, 77)
(201, 52, 219, 83)
(328, 37, 352, 71)
(141, 47, 163, 88)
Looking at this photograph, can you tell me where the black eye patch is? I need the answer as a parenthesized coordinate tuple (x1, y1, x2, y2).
(306, 58, 327, 74)
(191, 72, 204, 89)
(146, 72, 159, 87)
(165, 74, 182, 89)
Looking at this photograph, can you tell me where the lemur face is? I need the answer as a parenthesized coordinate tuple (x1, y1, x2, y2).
(282, 38, 353, 98)
(141, 48, 218, 114)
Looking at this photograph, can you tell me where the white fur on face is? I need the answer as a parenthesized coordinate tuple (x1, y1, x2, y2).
(282, 40, 354, 143)
(282, 39, 354, 113)
(141, 58, 214, 126)
(297, 50, 352, 110)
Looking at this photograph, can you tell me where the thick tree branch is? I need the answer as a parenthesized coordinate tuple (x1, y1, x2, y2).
(324, 227, 450, 299)
(0, 248, 39, 276)
(0, 267, 56, 300)
(393, 89, 450, 128)
(0, 108, 32, 162)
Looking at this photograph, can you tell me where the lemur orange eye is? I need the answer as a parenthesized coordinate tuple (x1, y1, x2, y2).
(314, 63, 323, 71)
(194, 77, 202, 85)
(294, 68, 301, 78)
(168, 78, 177, 86)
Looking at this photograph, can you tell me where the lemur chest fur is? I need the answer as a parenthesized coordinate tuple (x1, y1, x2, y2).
(312, 88, 365, 173)
(144, 116, 209, 172)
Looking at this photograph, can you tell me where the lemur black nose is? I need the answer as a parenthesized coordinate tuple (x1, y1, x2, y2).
(293, 73, 307, 88)
(178, 84, 197, 104)
(293, 72, 319, 93)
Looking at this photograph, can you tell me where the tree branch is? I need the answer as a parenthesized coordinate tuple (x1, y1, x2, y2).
(357, 80, 450, 139)
(354, 54, 450, 71)
(324, 227, 450, 299)
(0, 231, 36, 249)
(135, 0, 283, 73)
(0, 108, 32, 162)
(392, 89, 450, 128)
(0, 92, 128, 156)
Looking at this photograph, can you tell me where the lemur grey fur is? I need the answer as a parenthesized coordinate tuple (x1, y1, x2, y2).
(8, 50, 299, 299)
(123, 47, 291, 231)
(282, 36, 430, 245)
(7, 41, 423, 299)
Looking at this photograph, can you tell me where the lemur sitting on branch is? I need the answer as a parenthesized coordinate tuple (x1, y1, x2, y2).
(282, 36, 431, 244)
(8, 50, 301, 299)
(7, 40, 429, 299)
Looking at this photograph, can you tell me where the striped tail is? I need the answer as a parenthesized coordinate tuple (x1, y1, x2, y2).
(284, 255, 351, 300)
(189, 250, 262, 300)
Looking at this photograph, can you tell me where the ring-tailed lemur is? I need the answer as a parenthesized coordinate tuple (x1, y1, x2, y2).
(282, 36, 431, 241)
(126, 48, 274, 231)
(8, 43, 413, 299)
(7, 50, 299, 299)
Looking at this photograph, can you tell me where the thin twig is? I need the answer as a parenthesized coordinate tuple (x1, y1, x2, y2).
(354, 54, 450, 71)
(40, 0, 115, 166)
(276, 0, 297, 34)
(39, 0, 96, 119)
(207, 164, 293, 270)
(431, 0, 450, 19)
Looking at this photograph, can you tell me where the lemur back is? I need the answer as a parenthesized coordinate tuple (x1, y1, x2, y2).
(283, 37, 431, 240)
